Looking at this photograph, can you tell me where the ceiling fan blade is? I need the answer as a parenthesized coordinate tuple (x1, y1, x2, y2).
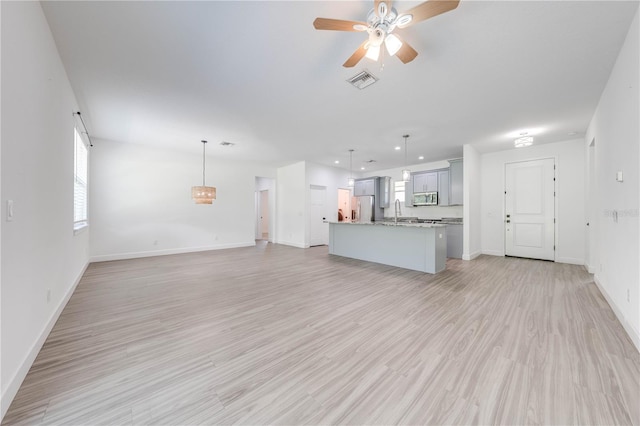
(313, 18, 367, 32)
(396, 0, 460, 28)
(374, 0, 392, 18)
(394, 36, 418, 64)
(343, 40, 369, 68)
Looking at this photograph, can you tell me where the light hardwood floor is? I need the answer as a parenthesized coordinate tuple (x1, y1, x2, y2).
(3, 242, 639, 425)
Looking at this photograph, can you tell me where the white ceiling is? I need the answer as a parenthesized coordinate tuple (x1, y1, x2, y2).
(42, 0, 638, 173)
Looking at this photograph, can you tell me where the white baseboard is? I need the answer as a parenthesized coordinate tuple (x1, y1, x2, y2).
(555, 257, 585, 265)
(1, 262, 89, 420)
(90, 242, 256, 263)
(275, 241, 309, 249)
(480, 249, 503, 257)
(462, 250, 482, 261)
(593, 275, 640, 353)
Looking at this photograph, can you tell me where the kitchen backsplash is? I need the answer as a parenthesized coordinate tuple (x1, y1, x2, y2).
(383, 204, 463, 220)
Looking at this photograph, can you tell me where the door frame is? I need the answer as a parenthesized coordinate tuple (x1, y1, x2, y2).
(309, 184, 329, 246)
(504, 156, 557, 261)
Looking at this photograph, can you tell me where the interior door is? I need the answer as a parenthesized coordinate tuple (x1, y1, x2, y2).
(505, 159, 555, 260)
(309, 185, 328, 246)
(260, 190, 269, 240)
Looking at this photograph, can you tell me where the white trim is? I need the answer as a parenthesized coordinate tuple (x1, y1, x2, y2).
(481, 249, 504, 257)
(275, 241, 309, 249)
(73, 223, 88, 235)
(555, 257, 585, 265)
(90, 242, 256, 263)
(1, 262, 89, 420)
(462, 250, 482, 260)
(593, 275, 640, 353)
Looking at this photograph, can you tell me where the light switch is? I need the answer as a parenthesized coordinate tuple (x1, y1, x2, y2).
(6, 200, 14, 222)
(616, 171, 623, 182)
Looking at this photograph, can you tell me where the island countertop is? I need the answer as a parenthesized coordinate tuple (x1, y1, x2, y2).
(328, 221, 447, 228)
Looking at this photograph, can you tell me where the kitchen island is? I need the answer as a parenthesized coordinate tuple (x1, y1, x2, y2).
(329, 222, 447, 274)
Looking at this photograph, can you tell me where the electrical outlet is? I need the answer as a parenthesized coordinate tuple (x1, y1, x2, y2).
(47, 289, 51, 303)
(628, 288, 631, 303)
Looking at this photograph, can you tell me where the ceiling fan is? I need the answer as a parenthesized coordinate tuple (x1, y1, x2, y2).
(313, 0, 460, 67)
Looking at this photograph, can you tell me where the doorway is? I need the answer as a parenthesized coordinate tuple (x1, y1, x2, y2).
(258, 190, 269, 240)
(337, 188, 351, 221)
(505, 158, 555, 261)
(255, 176, 275, 242)
(309, 185, 328, 246)
(587, 139, 596, 272)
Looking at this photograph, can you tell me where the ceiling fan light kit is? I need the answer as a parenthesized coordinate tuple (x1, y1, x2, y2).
(313, 0, 460, 68)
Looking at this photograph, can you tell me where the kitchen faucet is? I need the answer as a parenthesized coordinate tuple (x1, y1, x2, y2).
(394, 199, 402, 225)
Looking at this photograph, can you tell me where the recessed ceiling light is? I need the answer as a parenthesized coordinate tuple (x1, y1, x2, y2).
(395, 146, 401, 150)
(334, 160, 340, 164)
(418, 156, 424, 160)
(361, 167, 365, 170)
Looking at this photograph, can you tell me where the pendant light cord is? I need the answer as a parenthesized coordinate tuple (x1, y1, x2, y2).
(404, 135, 409, 167)
(202, 140, 207, 186)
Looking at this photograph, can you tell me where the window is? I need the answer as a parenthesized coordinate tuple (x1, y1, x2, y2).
(394, 180, 405, 203)
(74, 128, 88, 231)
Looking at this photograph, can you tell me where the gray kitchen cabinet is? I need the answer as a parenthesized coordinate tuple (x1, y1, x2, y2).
(413, 172, 438, 193)
(449, 159, 463, 205)
(354, 178, 375, 196)
(438, 170, 449, 206)
(446, 224, 463, 259)
(405, 180, 413, 207)
(378, 176, 391, 208)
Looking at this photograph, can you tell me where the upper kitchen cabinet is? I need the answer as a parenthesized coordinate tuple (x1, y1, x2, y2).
(413, 172, 438, 193)
(354, 178, 376, 196)
(449, 159, 463, 205)
(438, 170, 449, 206)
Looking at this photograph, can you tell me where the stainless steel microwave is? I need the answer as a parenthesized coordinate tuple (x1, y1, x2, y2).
(413, 192, 438, 206)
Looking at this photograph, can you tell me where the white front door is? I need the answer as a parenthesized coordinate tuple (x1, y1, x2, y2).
(505, 158, 555, 261)
(309, 185, 328, 246)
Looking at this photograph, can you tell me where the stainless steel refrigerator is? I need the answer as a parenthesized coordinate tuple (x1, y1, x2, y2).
(354, 195, 375, 223)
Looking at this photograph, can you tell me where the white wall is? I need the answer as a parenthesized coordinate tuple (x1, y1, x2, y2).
(480, 139, 585, 264)
(1, 2, 90, 418)
(363, 161, 464, 219)
(585, 8, 639, 351)
(463, 144, 481, 260)
(90, 140, 276, 261)
(276, 161, 306, 248)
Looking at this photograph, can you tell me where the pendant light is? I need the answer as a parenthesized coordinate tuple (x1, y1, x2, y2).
(191, 140, 216, 204)
(401, 134, 411, 182)
(348, 149, 355, 187)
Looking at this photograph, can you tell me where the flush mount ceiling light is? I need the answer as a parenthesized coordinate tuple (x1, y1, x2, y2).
(348, 149, 355, 187)
(191, 140, 216, 204)
(401, 134, 411, 182)
(514, 134, 533, 148)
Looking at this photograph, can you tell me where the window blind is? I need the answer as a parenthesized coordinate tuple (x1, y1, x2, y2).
(74, 128, 88, 229)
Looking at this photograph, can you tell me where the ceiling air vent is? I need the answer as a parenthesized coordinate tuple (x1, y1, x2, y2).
(365, 159, 377, 163)
(220, 141, 235, 147)
(346, 70, 378, 90)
